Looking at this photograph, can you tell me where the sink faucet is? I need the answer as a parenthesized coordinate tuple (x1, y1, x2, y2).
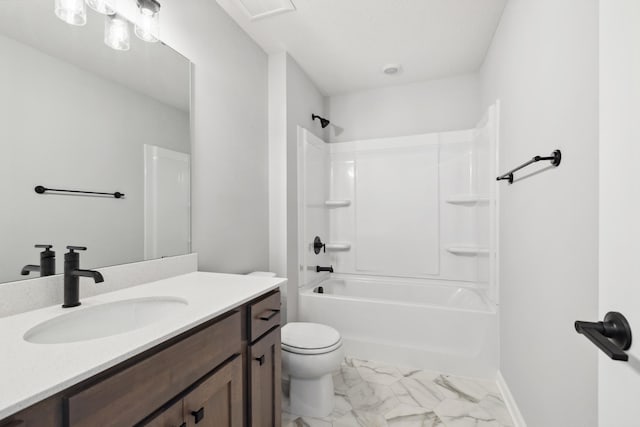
(63, 246, 104, 308)
(21, 244, 56, 277)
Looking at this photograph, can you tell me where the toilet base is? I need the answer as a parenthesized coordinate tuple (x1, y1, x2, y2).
(289, 373, 335, 418)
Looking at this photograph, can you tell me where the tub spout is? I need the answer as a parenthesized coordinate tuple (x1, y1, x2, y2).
(316, 265, 334, 273)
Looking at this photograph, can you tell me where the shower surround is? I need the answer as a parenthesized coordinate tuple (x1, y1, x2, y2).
(297, 104, 499, 378)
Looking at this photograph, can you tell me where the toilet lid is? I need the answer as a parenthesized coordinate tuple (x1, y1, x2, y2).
(281, 322, 342, 355)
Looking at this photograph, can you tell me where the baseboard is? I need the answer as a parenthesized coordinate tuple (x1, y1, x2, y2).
(496, 371, 527, 427)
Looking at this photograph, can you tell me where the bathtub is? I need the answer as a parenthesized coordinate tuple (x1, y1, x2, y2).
(298, 276, 498, 378)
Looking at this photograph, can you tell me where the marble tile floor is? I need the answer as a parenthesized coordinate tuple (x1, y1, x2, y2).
(282, 357, 514, 427)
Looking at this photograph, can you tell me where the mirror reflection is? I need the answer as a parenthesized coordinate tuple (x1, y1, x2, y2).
(0, 0, 192, 284)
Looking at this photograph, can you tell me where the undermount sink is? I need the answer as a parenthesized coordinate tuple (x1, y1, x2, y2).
(24, 297, 189, 344)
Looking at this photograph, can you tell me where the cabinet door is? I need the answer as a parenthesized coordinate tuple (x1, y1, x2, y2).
(248, 328, 281, 427)
(183, 356, 243, 427)
(144, 399, 184, 427)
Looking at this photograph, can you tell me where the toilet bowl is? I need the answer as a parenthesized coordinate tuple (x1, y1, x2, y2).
(281, 322, 344, 418)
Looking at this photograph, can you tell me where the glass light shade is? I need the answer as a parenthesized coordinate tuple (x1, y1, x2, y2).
(54, 0, 87, 26)
(85, 0, 115, 15)
(134, 8, 159, 42)
(104, 14, 130, 51)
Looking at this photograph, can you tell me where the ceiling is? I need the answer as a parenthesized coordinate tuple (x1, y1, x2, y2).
(216, 0, 507, 95)
(0, 0, 190, 111)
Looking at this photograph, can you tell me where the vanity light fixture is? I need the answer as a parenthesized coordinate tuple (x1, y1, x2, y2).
(54, 0, 87, 26)
(55, 0, 161, 51)
(104, 13, 130, 51)
(85, 0, 115, 15)
(134, 0, 161, 43)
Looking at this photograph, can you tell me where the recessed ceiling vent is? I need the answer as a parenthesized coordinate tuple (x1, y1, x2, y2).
(235, 0, 296, 21)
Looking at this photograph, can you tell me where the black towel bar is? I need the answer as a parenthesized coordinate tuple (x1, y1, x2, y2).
(496, 150, 561, 184)
(34, 185, 124, 199)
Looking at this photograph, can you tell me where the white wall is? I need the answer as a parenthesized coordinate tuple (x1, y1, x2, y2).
(327, 74, 480, 143)
(599, 2, 640, 425)
(144, 0, 270, 274)
(268, 52, 288, 281)
(268, 53, 327, 321)
(0, 33, 189, 283)
(480, 1, 599, 426)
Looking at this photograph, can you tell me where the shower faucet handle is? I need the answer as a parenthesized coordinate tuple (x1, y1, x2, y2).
(313, 236, 326, 254)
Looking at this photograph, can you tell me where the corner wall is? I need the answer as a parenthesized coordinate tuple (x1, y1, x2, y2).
(480, 1, 599, 425)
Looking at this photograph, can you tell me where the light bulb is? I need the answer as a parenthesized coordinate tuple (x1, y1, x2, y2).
(54, 0, 87, 26)
(85, 0, 115, 15)
(135, 0, 160, 43)
(104, 14, 130, 51)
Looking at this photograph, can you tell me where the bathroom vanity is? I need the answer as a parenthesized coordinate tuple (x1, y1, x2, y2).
(0, 272, 283, 427)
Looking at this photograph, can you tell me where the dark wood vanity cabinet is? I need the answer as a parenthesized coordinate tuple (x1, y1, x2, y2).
(246, 289, 282, 427)
(144, 399, 183, 427)
(0, 290, 281, 427)
(146, 356, 243, 427)
(248, 329, 281, 427)
(182, 356, 243, 427)
(0, 399, 61, 427)
(244, 292, 282, 427)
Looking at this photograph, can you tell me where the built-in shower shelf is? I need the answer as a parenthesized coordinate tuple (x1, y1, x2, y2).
(325, 200, 351, 207)
(445, 194, 490, 205)
(446, 246, 490, 255)
(325, 242, 351, 251)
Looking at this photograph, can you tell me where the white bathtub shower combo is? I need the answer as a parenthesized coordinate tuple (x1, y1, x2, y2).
(296, 104, 500, 379)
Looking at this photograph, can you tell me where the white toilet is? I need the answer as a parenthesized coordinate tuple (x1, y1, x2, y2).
(247, 271, 344, 418)
(281, 322, 344, 418)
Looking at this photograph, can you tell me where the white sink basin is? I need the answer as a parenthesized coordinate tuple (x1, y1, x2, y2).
(24, 297, 189, 344)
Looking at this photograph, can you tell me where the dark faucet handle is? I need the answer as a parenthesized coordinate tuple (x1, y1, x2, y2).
(66, 246, 87, 252)
(35, 244, 53, 249)
(313, 236, 326, 254)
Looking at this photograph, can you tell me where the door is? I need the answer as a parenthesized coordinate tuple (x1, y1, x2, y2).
(144, 145, 191, 260)
(183, 357, 243, 427)
(599, 1, 640, 425)
(248, 328, 282, 427)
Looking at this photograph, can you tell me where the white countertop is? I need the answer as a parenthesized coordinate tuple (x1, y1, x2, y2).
(0, 271, 285, 420)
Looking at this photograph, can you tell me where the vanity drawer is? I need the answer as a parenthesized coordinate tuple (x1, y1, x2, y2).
(65, 311, 241, 427)
(249, 291, 281, 342)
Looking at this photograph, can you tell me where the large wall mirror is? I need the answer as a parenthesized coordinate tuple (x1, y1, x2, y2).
(0, 0, 192, 284)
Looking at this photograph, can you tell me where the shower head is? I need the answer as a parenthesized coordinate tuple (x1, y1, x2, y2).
(312, 114, 330, 129)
